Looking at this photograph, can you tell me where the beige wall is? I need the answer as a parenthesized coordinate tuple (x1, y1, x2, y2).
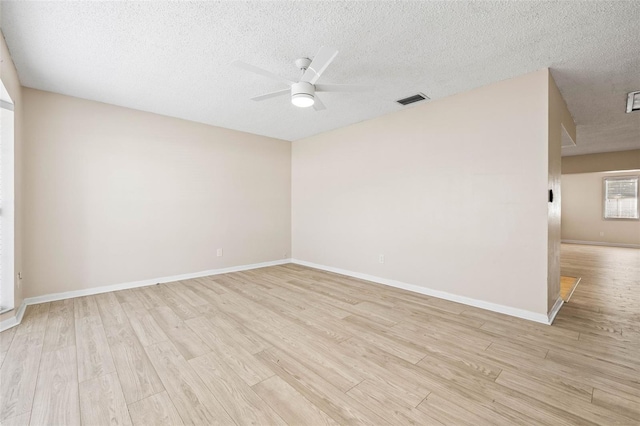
(0, 31, 24, 323)
(563, 150, 640, 174)
(562, 171, 640, 246)
(547, 70, 576, 311)
(293, 69, 551, 316)
(23, 89, 291, 298)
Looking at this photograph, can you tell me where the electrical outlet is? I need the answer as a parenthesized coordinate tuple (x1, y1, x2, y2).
(379, 254, 385, 264)
(599, 231, 604, 237)
(217, 248, 223, 257)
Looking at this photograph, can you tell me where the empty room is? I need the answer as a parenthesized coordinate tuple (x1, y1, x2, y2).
(1, 1, 639, 425)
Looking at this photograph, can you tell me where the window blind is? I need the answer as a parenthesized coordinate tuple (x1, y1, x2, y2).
(604, 176, 639, 219)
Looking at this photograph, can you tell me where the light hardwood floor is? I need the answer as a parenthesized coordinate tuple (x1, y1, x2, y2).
(1, 243, 639, 425)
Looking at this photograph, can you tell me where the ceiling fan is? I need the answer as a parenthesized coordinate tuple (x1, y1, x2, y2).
(232, 46, 372, 110)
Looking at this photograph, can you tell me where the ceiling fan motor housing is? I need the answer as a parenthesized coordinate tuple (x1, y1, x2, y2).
(291, 82, 315, 107)
(295, 57, 312, 70)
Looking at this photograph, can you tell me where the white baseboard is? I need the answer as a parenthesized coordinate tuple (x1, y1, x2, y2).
(0, 301, 27, 332)
(0, 258, 291, 332)
(1, 256, 563, 331)
(547, 297, 564, 325)
(291, 259, 553, 325)
(562, 239, 640, 249)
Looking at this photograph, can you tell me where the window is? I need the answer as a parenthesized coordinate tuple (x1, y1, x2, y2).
(0, 79, 14, 313)
(604, 176, 639, 220)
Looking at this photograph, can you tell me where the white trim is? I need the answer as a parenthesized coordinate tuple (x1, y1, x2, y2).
(0, 103, 15, 315)
(547, 297, 564, 324)
(0, 259, 291, 331)
(0, 301, 26, 332)
(562, 239, 640, 249)
(291, 259, 553, 325)
(0, 99, 13, 111)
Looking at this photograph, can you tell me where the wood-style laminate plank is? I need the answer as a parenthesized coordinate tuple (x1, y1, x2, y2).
(133, 286, 166, 310)
(74, 315, 116, 383)
(113, 288, 142, 305)
(343, 318, 427, 364)
(391, 317, 493, 352)
(346, 379, 444, 425)
(170, 281, 209, 307)
(246, 320, 365, 393)
(1, 412, 32, 425)
(268, 285, 352, 319)
(544, 346, 640, 382)
(348, 314, 504, 380)
(484, 339, 548, 362)
(148, 306, 210, 360)
(417, 392, 503, 426)
(0, 332, 44, 421)
(30, 346, 80, 426)
(189, 352, 286, 425)
(185, 315, 274, 386)
(152, 284, 200, 320)
(257, 347, 387, 425)
(214, 275, 306, 321)
(127, 391, 184, 426)
(15, 303, 50, 336)
(122, 306, 168, 347)
(494, 369, 633, 425)
(591, 387, 640, 422)
(284, 307, 353, 343)
(482, 339, 640, 400)
(192, 276, 228, 295)
(343, 335, 492, 400)
(180, 278, 225, 303)
(42, 299, 75, 352)
(0, 325, 16, 352)
(74, 296, 101, 321)
(95, 293, 164, 404)
(252, 375, 338, 426)
(273, 277, 360, 314)
(200, 308, 271, 355)
(144, 340, 234, 425)
(115, 289, 169, 347)
(79, 372, 132, 426)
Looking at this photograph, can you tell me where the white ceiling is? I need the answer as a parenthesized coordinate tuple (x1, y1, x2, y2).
(1, 1, 638, 155)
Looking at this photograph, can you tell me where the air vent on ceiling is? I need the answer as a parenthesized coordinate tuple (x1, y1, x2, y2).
(396, 93, 430, 106)
(626, 91, 640, 113)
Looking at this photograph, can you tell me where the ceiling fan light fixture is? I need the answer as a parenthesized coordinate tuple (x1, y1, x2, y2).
(291, 82, 315, 108)
(234, 47, 371, 111)
(292, 93, 314, 108)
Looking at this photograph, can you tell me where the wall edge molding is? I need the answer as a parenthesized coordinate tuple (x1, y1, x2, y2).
(0, 301, 27, 333)
(0, 258, 291, 331)
(547, 296, 564, 325)
(562, 239, 640, 249)
(291, 258, 551, 325)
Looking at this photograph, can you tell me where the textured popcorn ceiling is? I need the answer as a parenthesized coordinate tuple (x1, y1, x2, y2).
(1, 1, 638, 154)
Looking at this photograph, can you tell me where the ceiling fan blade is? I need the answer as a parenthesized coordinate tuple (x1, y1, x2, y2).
(315, 84, 373, 93)
(251, 89, 290, 101)
(301, 46, 338, 84)
(231, 60, 294, 85)
(313, 94, 326, 111)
